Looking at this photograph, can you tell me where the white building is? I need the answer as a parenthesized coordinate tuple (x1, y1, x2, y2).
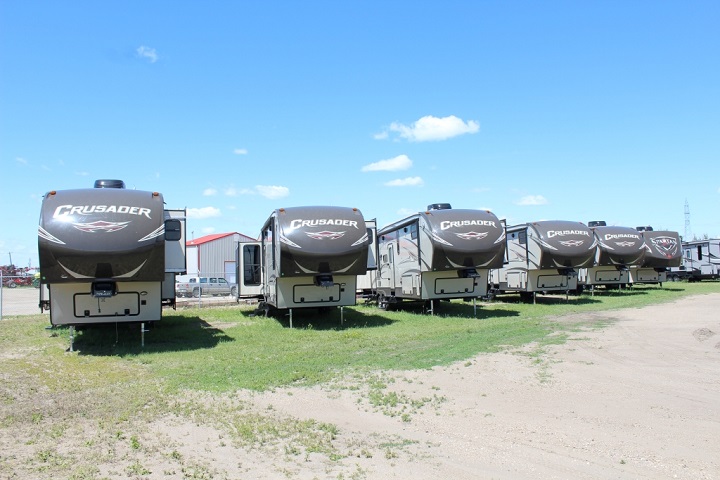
(184, 232, 256, 283)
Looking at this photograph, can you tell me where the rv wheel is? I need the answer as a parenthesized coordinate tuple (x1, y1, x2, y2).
(192, 288, 201, 298)
(378, 293, 389, 311)
(231, 286, 238, 297)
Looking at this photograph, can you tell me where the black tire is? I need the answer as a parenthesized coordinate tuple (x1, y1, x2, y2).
(378, 293, 389, 311)
(192, 287, 201, 298)
(231, 286, 238, 297)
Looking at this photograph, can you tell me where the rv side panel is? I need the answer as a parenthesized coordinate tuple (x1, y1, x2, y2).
(48, 282, 162, 325)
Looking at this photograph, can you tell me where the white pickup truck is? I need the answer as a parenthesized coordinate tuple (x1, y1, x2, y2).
(175, 277, 237, 298)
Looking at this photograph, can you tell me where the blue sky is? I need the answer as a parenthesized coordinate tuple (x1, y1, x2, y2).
(1, 1, 719, 268)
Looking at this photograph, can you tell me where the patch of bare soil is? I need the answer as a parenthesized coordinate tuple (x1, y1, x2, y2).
(2, 294, 719, 479)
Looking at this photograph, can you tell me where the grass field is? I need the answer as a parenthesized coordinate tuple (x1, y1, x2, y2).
(3, 283, 719, 392)
(1, 282, 718, 479)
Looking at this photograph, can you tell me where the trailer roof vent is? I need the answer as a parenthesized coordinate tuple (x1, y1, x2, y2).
(94, 179, 126, 189)
(427, 203, 452, 211)
(588, 221, 606, 227)
(636, 226, 653, 232)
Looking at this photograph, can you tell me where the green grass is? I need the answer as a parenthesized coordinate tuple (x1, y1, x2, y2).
(1, 282, 717, 394)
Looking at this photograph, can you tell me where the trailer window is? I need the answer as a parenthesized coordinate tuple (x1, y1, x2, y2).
(164, 219, 182, 241)
(697, 245, 703, 261)
(243, 244, 261, 286)
(519, 231, 527, 245)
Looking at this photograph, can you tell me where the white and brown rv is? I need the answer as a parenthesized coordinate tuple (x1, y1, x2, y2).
(37, 180, 186, 328)
(577, 221, 646, 291)
(668, 239, 720, 281)
(241, 206, 369, 320)
(489, 220, 596, 300)
(374, 204, 506, 312)
(630, 227, 682, 284)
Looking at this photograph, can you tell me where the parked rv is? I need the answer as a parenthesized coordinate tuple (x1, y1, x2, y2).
(629, 228, 682, 284)
(668, 239, 720, 281)
(374, 204, 505, 313)
(236, 205, 370, 324)
(577, 221, 646, 291)
(489, 220, 596, 301)
(37, 179, 186, 334)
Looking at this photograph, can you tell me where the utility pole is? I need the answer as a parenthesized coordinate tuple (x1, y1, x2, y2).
(684, 199, 691, 241)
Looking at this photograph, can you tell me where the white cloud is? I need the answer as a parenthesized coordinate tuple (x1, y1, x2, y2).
(362, 154, 412, 172)
(381, 115, 480, 142)
(373, 131, 389, 140)
(224, 187, 238, 196)
(16, 157, 27, 165)
(396, 207, 415, 217)
(203, 188, 218, 196)
(201, 227, 216, 234)
(385, 177, 424, 187)
(256, 185, 290, 199)
(515, 195, 548, 206)
(187, 206, 221, 219)
(136, 46, 158, 63)
(233, 148, 248, 155)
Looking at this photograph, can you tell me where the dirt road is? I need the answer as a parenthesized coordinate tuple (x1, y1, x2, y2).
(0, 286, 43, 316)
(220, 293, 720, 479)
(0, 286, 241, 318)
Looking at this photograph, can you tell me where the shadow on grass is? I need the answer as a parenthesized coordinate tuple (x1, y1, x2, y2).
(66, 316, 233, 355)
(578, 285, 688, 297)
(491, 293, 604, 305)
(378, 299, 522, 319)
(266, 306, 396, 330)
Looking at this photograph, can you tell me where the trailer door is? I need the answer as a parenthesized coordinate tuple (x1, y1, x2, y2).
(366, 219, 378, 270)
(387, 243, 397, 291)
(236, 241, 263, 297)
